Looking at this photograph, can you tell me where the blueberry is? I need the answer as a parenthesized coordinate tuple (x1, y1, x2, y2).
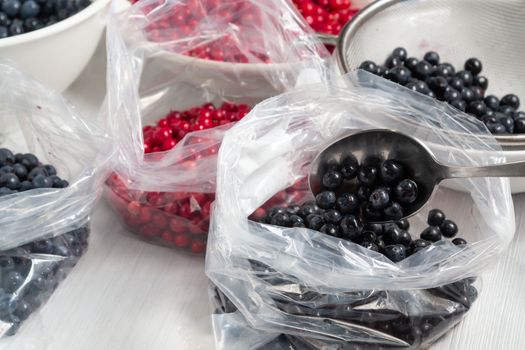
(0, 148, 15, 166)
(322, 170, 343, 190)
(455, 70, 473, 87)
(383, 224, 401, 244)
(315, 191, 336, 209)
(484, 95, 500, 110)
(449, 99, 467, 112)
(433, 63, 453, 78)
(440, 219, 458, 238)
(386, 66, 411, 85)
(499, 105, 515, 116)
(19, 180, 33, 191)
(323, 209, 343, 225)
(320, 224, 340, 237)
(428, 76, 448, 95)
(384, 202, 403, 220)
(0, 11, 10, 26)
(271, 213, 291, 227)
(384, 245, 406, 262)
(366, 223, 383, 235)
(339, 215, 363, 242)
(8, 18, 24, 36)
(362, 231, 377, 243)
(336, 193, 359, 214)
(11, 163, 28, 180)
(464, 58, 482, 75)
(395, 219, 410, 230)
(20, 153, 39, 170)
(0, 25, 7, 38)
(443, 88, 461, 103)
(30, 239, 54, 254)
(380, 160, 403, 184)
(395, 179, 418, 204)
(358, 165, 379, 186)
(369, 188, 390, 210)
(3, 271, 24, 293)
(59, 179, 69, 188)
(292, 222, 305, 228)
(487, 122, 508, 134)
(405, 80, 430, 94)
(404, 57, 418, 71)
(392, 47, 407, 61)
(43, 164, 57, 176)
(421, 226, 442, 242)
(0, 165, 14, 173)
(467, 101, 487, 117)
(24, 17, 42, 31)
(412, 239, 431, 250)
(448, 77, 464, 92)
(364, 203, 383, 221)
(13, 300, 32, 321)
(473, 75, 488, 90)
(414, 60, 433, 79)
(2, 0, 21, 17)
(375, 65, 387, 77)
(0, 187, 15, 196)
(498, 114, 515, 133)
(0, 256, 15, 270)
(452, 238, 467, 246)
(501, 94, 520, 110)
(28, 166, 47, 180)
(385, 55, 403, 69)
(515, 118, 525, 133)
(359, 61, 377, 74)
(471, 86, 485, 101)
(300, 202, 320, 217)
(513, 111, 525, 120)
(20, 0, 40, 19)
(461, 88, 476, 103)
(286, 205, 301, 215)
(32, 175, 53, 188)
(427, 209, 445, 226)
(423, 51, 440, 66)
(376, 236, 386, 251)
(0, 173, 20, 190)
(398, 230, 412, 246)
(307, 214, 324, 230)
(0, 292, 16, 317)
(340, 156, 359, 180)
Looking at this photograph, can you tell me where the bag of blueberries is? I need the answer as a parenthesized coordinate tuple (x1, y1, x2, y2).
(104, 0, 328, 254)
(205, 71, 516, 349)
(0, 64, 112, 339)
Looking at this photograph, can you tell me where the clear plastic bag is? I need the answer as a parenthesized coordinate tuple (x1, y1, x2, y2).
(205, 71, 515, 349)
(104, 0, 328, 253)
(0, 63, 112, 339)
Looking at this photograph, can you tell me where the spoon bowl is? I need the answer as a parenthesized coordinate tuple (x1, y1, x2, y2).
(309, 129, 525, 222)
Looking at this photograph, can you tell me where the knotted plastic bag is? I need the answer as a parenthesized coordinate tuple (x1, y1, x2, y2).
(104, 0, 328, 253)
(206, 71, 515, 349)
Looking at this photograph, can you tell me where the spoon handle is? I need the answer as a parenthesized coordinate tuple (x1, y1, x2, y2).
(316, 33, 338, 45)
(445, 161, 525, 179)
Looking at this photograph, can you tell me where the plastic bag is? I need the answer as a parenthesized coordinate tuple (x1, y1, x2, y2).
(0, 63, 112, 340)
(205, 71, 515, 349)
(104, 0, 328, 253)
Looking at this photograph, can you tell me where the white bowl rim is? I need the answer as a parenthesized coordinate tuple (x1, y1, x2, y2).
(0, 0, 111, 48)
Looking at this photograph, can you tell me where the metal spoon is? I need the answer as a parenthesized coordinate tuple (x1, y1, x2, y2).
(309, 129, 523, 222)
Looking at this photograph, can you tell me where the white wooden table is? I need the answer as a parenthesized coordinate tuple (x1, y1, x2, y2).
(1, 39, 525, 350)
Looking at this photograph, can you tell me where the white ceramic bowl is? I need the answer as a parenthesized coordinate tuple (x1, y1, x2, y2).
(332, 0, 525, 193)
(0, 0, 111, 92)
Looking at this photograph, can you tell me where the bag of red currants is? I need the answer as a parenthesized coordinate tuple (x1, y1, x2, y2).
(0, 65, 112, 339)
(205, 71, 516, 349)
(104, 0, 328, 254)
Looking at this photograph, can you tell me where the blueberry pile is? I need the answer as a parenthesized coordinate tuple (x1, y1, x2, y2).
(0, 0, 91, 38)
(0, 148, 69, 197)
(359, 48, 525, 134)
(0, 225, 90, 337)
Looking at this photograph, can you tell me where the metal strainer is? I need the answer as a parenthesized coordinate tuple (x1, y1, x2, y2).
(327, 0, 525, 147)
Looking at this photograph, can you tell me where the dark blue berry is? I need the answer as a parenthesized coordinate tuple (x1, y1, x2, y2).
(0, 187, 15, 196)
(423, 51, 440, 65)
(467, 101, 487, 117)
(32, 175, 52, 188)
(433, 63, 453, 78)
(428, 76, 448, 95)
(315, 191, 336, 209)
(414, 60, 433, 79)
(362, 231, 377, 243)
(0, 173, 20, 190)
(271, 213, 291, 227)
(8, 18, 24, 36)
(404, 57, 418, 71)
(0, 25, 7, 37)
(440, 219, 458, 238)
(0, 11, 10, 26)
(461, 88, 476, 103)
(398, 230, 412, 246)
(473, 75, 488, 90)
(19, 0, 40, 18)
(392, 47, 407, 61)
(12, 163, 27, 180)
(412, 239, 431, 250)
(395, 219, 409, 230)
(307, 214, 324, 230)
(384, 245, 406, 262)
(357, 186, 371, 201)
(498, 114, 515, 133)
(0, 165, 14, 173)
(395, 179, 418, 204)
(286, 205, 301, 215)
(31, 239, 54, 254)
(2, 0, 21, 17)
(358, 165, 378, 186)
(359, 60, 377, 74)
(421, 226, 442, 242)
(322, 170, 343, 190)
(383, 224, 402, 244)
(323, 209, 343, 225)
(299, 202, 320, 217)
(3, 271, 24, 293)
(452, 238, 467, 246)
(380, 160, 403, 183)
(0, 292, 17, 317)
(455, 70, 473, 87)
(21, 153, 39, 170)
(385, 55, 402, 69)
(464, 58, 482, 75)
(387, 66, 411, 85)
(515, 118, 525, 133)
(427, 209, 445, 226)
(13, 300, 32, 321)
(0, 148, 15, 166)
(501, 94, 520, 110)
(0, 256, 15, 270)
(336, 193, 359, 214)
(484, 95, 500, 110)
(19, 180, 33, 191)
(366, 223, 383, 235)
(443, 88, 461, 103)
(384, 202, 403, 220)
(369, 188, 389, 209)
(340, 156, 359, 180)
(364, 203, 383, 221)
(361, 242, 379, 252)
(339, 215, 363, 242)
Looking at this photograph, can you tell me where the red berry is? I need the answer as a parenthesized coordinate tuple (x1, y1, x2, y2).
(169, 218, 186, 233)
(152, 213, 168, 229)
(174, 234, 190, 248)
(161, 231, 175, 244)
(139, 207, 153, 223)
(329, 0, 351, 11)
(191, 240, 206, 254)
(127, 201, 141, 216)
(142, 224, 160, 238)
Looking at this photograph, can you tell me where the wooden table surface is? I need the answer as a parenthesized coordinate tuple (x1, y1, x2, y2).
(1, 39, 524, 350)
